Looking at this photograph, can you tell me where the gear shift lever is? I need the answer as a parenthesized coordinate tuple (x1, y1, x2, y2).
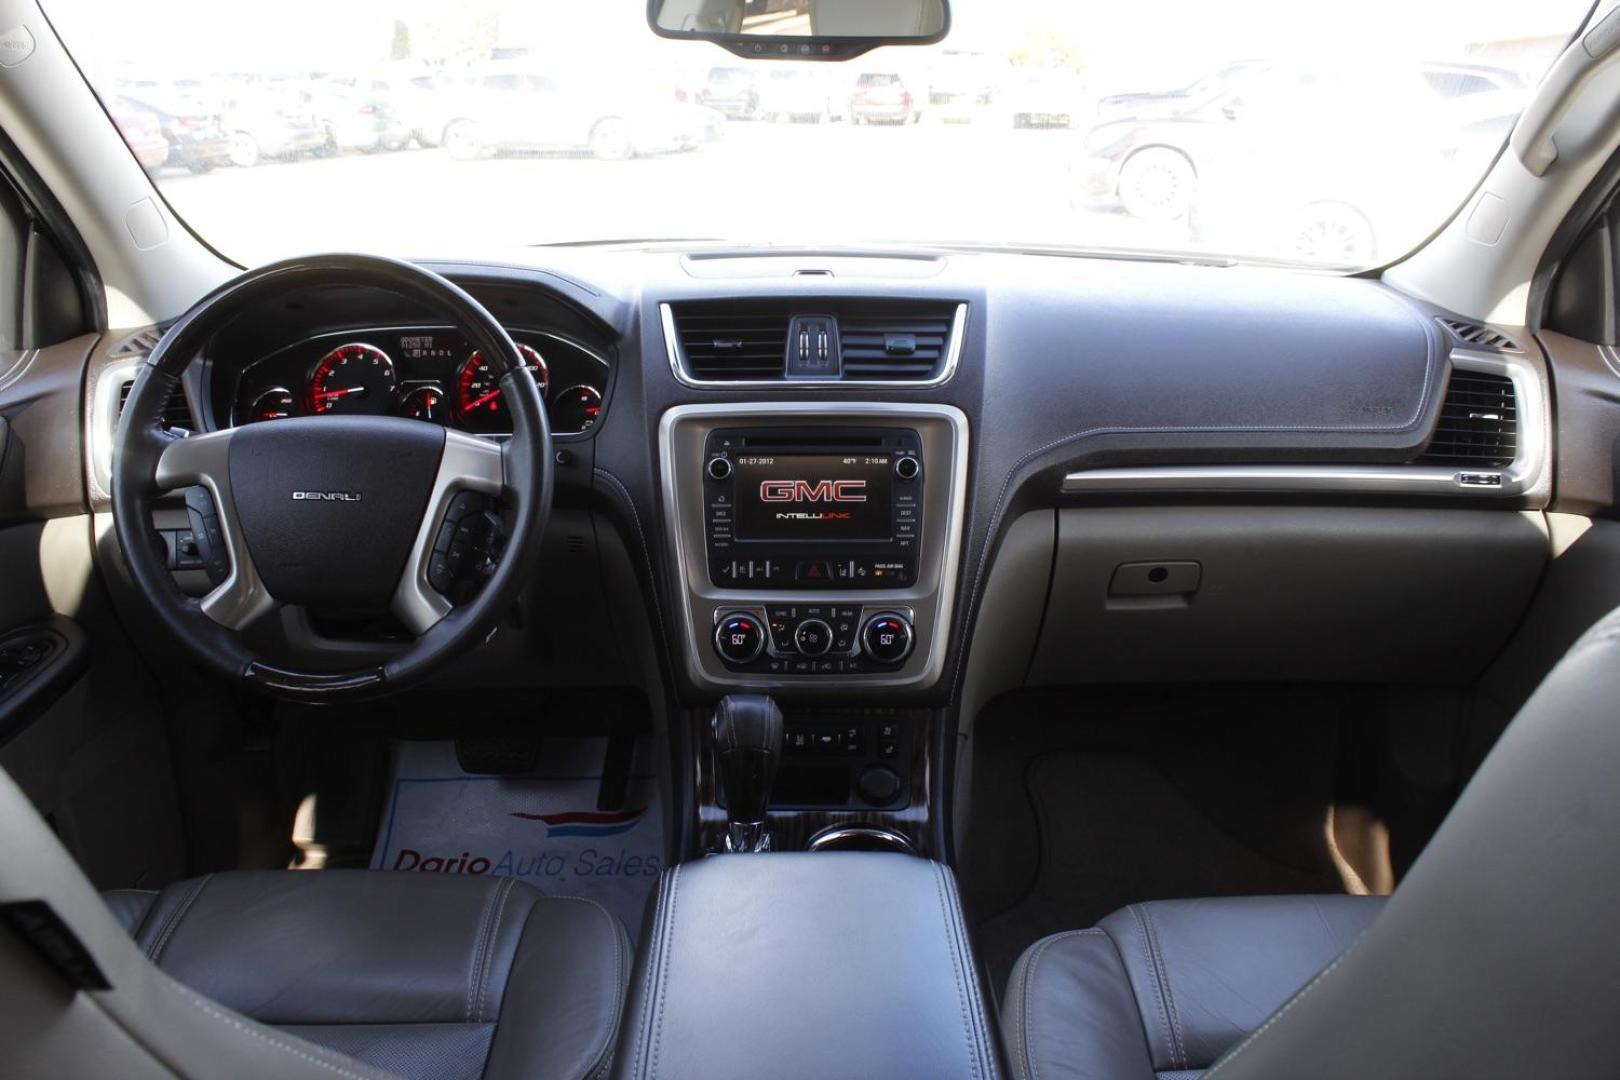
(713, 694, 784, 853)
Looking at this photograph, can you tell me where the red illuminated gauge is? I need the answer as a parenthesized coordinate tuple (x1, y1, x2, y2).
(455, 343, 548, 432)
(396, 385, 449, 424)
(552, 384, 603, 433)
(308, 343, 396, 415)
(245, 387, 295, 423)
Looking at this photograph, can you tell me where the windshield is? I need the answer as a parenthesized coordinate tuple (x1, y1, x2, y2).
(46, 0, 1588, 270)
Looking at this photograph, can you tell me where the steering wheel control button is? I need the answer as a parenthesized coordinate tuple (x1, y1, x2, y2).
(714, 612, 766, 665)
(894, 455, 921, 481)
(182, 485, 230, 585)
(861, 613, 915, 665)
(706, 455, 733, 481)
(793, 618, 834, 657)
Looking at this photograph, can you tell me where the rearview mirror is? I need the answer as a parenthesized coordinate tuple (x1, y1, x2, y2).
(649, 0, 948, 61)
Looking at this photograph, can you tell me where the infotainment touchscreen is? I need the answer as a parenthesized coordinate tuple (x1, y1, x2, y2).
(732, 454, 893, 542)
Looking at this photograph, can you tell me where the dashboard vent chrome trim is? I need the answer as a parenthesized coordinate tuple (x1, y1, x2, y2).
(1436, 317, 1523, 353)
(1060, 350, 1548, 504)
(662, 301, 966, 388)
(1416, 368, 1517, 467)
(118, 378, 194, 430)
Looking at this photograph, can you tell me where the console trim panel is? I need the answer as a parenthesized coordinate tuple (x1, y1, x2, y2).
(659, 402, 969, 691)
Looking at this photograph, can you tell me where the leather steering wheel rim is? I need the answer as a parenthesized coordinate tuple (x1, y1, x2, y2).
(111, 253, 553, 702)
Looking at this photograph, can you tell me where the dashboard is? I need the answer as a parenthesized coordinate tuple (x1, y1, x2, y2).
(225, 325, 610, 435)
(81, 248, 1554, 703)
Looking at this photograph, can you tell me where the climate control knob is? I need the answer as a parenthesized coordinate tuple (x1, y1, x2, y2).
(860, 612, 914, 665)
(714, 612, 766, 664)
(793, 618, 834, 657)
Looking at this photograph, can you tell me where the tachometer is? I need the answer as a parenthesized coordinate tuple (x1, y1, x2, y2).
(308, 343, 396, 415)
(455, 343, 548, 432)
(551, 384, 603, 433)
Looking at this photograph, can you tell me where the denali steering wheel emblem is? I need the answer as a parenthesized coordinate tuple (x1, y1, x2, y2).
(291, 490, 363, 502)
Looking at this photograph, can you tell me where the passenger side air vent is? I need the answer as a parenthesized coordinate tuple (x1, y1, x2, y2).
(118, 379, 193, 430)
(1437, 318, 1522, 353)
(666, 299, 960, 383)
(838, 305, 955, 379)
(1417, 368, 1517, 467)
(671, 302, 792, 381)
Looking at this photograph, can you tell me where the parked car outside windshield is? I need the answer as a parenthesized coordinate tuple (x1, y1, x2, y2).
(46, 0, 1589, 270)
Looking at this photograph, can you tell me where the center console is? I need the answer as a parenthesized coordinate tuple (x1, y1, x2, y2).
(613, 852, 998, 1080)
(659, 402, 969, 691)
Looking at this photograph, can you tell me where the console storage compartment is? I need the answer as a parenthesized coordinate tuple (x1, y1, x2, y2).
(613, 852, 998, 1080)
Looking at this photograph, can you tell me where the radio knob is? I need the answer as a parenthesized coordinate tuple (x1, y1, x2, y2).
(861, 613, 915, 665)
(894, 455, 921, 481)
(793, 618, 834, 657)
(714, 612, 766, 664)
(706, 456, 733, 481)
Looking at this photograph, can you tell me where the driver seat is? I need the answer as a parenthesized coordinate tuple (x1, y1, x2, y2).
(0, 768, 628, 1080)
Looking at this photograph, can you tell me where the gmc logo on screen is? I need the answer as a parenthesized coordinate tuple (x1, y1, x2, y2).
(758, 479, 868, 503)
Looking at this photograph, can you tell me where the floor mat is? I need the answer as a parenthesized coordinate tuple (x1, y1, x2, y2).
(959, 688, 1378, 998)
(974, 751, 1348, 993)
(372, 738, 663, 942)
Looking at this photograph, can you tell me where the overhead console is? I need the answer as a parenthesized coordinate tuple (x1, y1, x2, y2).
(660, 402, 967, 691)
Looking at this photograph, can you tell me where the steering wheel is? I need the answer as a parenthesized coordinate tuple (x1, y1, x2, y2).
(112, 254, 553, 701)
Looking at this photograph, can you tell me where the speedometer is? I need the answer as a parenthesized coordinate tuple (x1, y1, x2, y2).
(308, 343, 396, 415)
(454, 343, 548, 432)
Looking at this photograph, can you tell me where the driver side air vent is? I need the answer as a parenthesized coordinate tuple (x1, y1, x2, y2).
(110, 327, 165, 357)
(118, 379, 193, 430)
(1417, 369, 1517, 467)
(1437, 318, 1522, 353)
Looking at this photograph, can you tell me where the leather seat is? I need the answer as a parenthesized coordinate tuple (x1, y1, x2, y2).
(1006, 607, 1620, 1079)
(1003, 895, 1386, 1079)
(100, 870, 629, 1080)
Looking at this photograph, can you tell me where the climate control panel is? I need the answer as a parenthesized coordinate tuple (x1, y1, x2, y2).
(713, 605, 914, 675)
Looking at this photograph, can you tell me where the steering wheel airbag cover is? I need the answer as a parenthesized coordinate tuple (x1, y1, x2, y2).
(229, 416, 445, 609)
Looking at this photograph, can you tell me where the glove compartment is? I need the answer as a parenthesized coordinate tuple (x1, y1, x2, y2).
(1025, 506, 1546, 685)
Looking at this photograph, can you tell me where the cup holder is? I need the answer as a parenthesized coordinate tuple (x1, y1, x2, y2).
(806, 824, 917, 855)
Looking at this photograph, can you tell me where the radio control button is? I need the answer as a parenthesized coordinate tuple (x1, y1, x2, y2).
(794, 618, 834, 657)
(861, 613, 915, 665)
(894, 456, 921, 481)
(706, 456, 733, 481)
(714, 612, 766, 664)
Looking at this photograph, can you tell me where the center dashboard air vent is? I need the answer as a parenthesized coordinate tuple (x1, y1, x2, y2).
(1417, 368, 1518, 467)
(666, 298, 961, 384)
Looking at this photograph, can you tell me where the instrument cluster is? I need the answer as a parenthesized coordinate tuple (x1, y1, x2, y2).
(229, 326, 608, 435)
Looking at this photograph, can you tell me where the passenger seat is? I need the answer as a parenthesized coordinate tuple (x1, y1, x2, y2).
(1001, 607, 1620, 1079)
(1003, 896, 1385, 1078)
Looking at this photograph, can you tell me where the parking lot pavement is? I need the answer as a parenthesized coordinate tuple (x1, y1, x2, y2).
(154, 119, 1196, 260)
